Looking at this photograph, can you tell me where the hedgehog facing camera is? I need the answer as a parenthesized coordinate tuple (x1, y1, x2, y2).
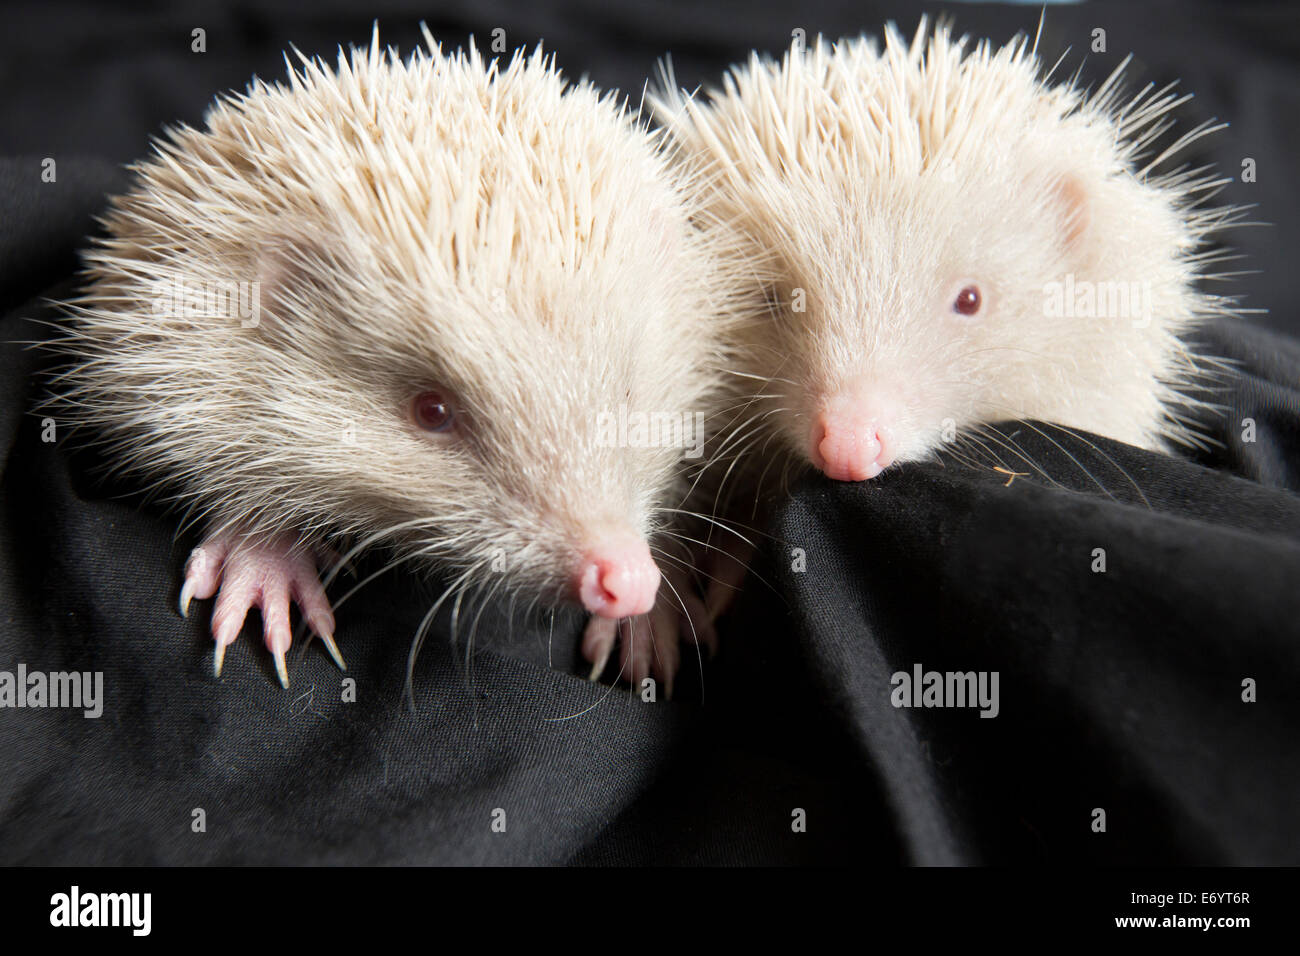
(47, 27, 735, 694)
(654, 18, 1247, 484)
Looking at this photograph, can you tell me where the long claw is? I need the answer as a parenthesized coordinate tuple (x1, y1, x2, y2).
(588, 642, 612, 682)
(191, 528, 336, 687)
(319, 633, 347, 671)
(582, 615, 618, 682)
(272, 646, 290, 688)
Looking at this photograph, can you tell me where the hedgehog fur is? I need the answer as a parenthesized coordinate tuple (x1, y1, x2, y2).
(652, 18, 1247, 480)
(50, 26, 734, 611)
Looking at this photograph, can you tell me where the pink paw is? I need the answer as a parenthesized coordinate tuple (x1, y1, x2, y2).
(179, 528, 343, 687)
(581, 565, 717, 700)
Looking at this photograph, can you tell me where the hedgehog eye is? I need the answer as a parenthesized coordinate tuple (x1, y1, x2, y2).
(952, 285, 982, 316)
(410, 390, 456, 433)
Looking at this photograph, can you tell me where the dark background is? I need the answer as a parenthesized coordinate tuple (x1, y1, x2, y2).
(1, 0, 1298, 864)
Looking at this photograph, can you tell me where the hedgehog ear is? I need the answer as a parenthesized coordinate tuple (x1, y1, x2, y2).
(253, 235, 330, 329)
(1047, 173, 1091, 252)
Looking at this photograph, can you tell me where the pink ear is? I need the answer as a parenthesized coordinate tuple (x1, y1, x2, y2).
(253, 235, 329, 328)
(1051, 174, 1090, 250)
(257, 235, 323, 293)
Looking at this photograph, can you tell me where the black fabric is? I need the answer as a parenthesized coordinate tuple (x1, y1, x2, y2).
(1, 0, 1297, 865)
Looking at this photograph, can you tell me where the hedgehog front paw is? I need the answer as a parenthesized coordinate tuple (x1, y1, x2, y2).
(581, 565, 717, 700)
(179, 529, 344, 687)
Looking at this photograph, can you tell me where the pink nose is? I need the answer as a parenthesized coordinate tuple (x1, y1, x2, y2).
(576, 534, 661, 618)
(811, 411, 893, 481)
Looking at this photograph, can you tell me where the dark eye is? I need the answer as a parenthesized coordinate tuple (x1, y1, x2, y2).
(952, 285, 982, 316)
(411, 390, 455, 432)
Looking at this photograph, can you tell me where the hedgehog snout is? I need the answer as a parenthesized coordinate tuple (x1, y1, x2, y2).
(574, 529, 661, 618)
(808, 395, 897, 482)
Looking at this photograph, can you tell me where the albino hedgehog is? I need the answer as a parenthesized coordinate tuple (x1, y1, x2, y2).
(51, 28, 732, 692)
(654, 19, 1243, 483)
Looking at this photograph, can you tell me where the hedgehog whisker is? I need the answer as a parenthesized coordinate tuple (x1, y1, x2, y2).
(980, 413, 1123, 503)
(953, 431, 1010, 473)
(659, 507, 760, 550)
(719, 367, 801, 389)
(658, 570, 703, 703)
(1032, 421, 1153, 508)
(968, 424, 1062, 488)
(404, 559, 488, 712)
(653, 529, 774, 602)
(464, 573, 506, 704)
(750, 437, 790, 519)
(319, 517, 443, 589)
(326, 543, 434, 613)
(546, 607, 556, 670)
